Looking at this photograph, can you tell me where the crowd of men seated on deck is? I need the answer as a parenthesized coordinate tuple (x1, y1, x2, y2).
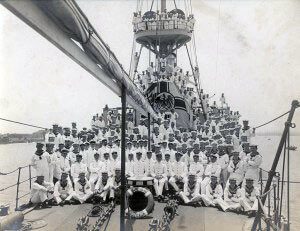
(132, 9, 195, 33)
(31, 96, 261, 216)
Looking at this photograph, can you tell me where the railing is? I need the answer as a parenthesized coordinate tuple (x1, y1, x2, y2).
(134, 19, 193, 33)
(0, 164, 35, 210)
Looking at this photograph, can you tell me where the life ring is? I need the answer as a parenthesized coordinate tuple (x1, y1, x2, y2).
(126, 187, 154, 218)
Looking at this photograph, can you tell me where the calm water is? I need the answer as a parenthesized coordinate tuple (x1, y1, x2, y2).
(0, 136, 299, 230)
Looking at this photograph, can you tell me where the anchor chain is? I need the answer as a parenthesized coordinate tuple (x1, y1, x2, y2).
(76, 202, 115, 231)
(148, 200, 179, 231)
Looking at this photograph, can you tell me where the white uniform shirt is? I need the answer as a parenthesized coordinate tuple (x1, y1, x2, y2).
(71, 162, 87, 179)
(204, 162, 221, 178)
(172, 161, 187, 177)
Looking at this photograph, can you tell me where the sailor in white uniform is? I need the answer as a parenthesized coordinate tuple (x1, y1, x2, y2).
(126, 153, 135, 177)
(30, 175, 54, 208)
(201, 175, 224, 209)
(144, 151, 155, 177)
(95, 171, 111, 202)
(188, 154, 204, 185)
(31, 142, 51, 182)
(153, 153, 167, 198)
(222, 177, 243, 212)
(70, 154, 88, 183)
(73, 172, 93, 204)
(244, 144, 262, 185)
(201, 154, 221, 193)
(227, 151, 245, 186)
(169, 152, 187, 192)
(89, 152, 104, 191)
(179, 173, 201, 204)
(133, 151, 145, 177)
(239, 177, 259, 213)
(53, 172, 74, 206)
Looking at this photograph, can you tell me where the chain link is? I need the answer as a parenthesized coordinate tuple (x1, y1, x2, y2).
(148, 200, 179, 231)
(76, 202, 115, 231)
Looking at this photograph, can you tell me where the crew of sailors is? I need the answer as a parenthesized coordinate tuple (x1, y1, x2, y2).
(33, 98, 259, 215)
(132, 9, 195, 33)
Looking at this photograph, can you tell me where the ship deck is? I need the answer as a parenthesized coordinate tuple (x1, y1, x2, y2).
(23, 202, 253, 231)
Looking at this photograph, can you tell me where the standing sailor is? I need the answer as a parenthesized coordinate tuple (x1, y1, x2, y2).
(244, 144, 262, 185)
(31, 142, 51, 182)
(89, 152, 104, 191)
(153, 153, 167, 199)
(169, 152, 187, 192)
(71, 154, 88, 183)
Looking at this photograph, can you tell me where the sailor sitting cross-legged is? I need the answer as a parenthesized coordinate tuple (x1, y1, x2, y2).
(201, 175, 224, 209)
(169, 152, 187, 192)
(53, 172, 74, 206)
(71, 154, 88, 184)
(73, 172, 93, 204)
(222, 177, 244, 212)
(30, 175, 54, 209)
(89, 152, 104, 191)
(239, 176, 259, 215)
(95, 171, 111, 202)
(179, 173, 201, 205)
(153, 152, 167, 199)
(201, 154, 221, 194)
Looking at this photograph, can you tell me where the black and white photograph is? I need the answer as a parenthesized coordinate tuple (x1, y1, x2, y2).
(0, 0, 299, 230)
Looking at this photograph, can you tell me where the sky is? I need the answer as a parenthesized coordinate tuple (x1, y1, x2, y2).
(0, 0, 299, 134)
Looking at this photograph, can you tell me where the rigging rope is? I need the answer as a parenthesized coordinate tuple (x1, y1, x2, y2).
(253, 110, 290, 129)
(0, 117, 47, 130)
(215, 0, 221, 92)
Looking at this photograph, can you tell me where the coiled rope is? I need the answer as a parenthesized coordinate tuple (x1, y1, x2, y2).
(253, 110, 290, 129)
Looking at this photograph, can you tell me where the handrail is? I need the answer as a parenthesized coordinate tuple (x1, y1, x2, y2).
(0, 165, 34, 210)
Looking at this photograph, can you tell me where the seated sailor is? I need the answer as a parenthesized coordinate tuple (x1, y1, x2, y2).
(179, 173, 201, 204)
(169, 152, 186, 192)
(109, 166, 122, 202)
(153, 152, 167, 198)
(95, 171, 111, 202)
(239, 176, 259, 214)
(30, 175, 54, 208)
(201, 175, 224, 209)
(73, 172, 93, 204)
(222, 177, 243, 212)
(53, 172, 74, 206)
